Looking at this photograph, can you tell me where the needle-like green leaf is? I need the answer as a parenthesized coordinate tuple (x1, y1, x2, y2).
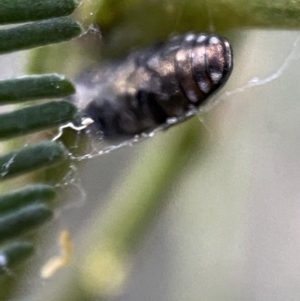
(0, 241, 34, 274)
(0, 204, 53, 242)
(0, 141, 68, 180)
(0, 17, 83, 54)
(0, 101, 77, 139)
(0, 184, 56, 214)
(0, 0, 79, 24)
(0, 75, 75, 104)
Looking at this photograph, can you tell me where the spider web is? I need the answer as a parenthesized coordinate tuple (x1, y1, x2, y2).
(21, 30, 300, 301)
(3, 5, 300, 297)
(46, 30, 300, 214)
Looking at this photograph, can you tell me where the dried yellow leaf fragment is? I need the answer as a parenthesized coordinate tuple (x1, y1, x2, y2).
(40, 229, 73, 279)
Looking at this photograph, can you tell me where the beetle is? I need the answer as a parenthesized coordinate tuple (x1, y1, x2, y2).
(73, 32, 233, 139)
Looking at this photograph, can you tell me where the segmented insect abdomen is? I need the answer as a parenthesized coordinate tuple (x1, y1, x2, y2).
(74, 33, 233, 138)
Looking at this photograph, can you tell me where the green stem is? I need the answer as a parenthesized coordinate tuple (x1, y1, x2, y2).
(83, 0, 300, 29)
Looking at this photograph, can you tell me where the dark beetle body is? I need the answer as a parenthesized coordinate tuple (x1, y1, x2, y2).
(74, 33, 233, 139)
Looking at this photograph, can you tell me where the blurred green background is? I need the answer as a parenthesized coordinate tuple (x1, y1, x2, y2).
(2, 0, 300, 300)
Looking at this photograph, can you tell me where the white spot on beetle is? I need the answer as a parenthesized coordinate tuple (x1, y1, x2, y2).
(186, 90, 198, 102)
(209, 36, 220, 45)
(185, 34, 196, 42)
(0, 254, 7, 267)
(198, 81, 211, 93)
(196, 35, 206, 43)
(210, 70, 223, 83)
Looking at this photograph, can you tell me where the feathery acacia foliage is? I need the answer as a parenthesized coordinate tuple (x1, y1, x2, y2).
(0, 0, 81, 274)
